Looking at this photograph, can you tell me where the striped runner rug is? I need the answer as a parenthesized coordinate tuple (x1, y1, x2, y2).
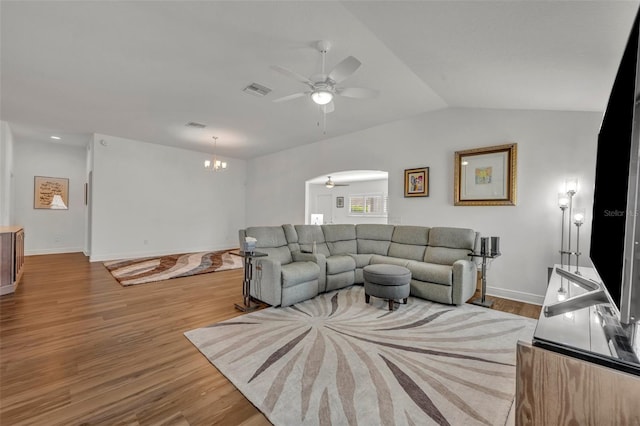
(185, 285, 535, 425)
(104, 249, 243, 286)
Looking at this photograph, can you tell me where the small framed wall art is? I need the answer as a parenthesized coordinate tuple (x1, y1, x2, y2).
(336, 196, 345, 208)
(404, 167, 429, 197)
(34, 176, 69, 209)
(454, 143, 517, 206)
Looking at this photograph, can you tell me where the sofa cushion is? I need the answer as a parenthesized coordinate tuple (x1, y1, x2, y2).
(370, 254, 410, 268)
(406, 260, 453, 286)
(356, 224, 394, 255)
(246, 226, 288, 248)
(356, 224, 395, 240)
(322, 224, 356, 241)
(326, 255, 356, 275)
(322, 224, 357, 255)
(245, 226, 292, 264)
(256, 247, 293, 265)
(348, 253, 373, 268)
(282, 224, 300, 252)
(294, 225, 330, 257)
(281, 261, 320, 288)
(391, 225, 430, 245)
(388, 243, 426, 262)
(424, 227, 476, 265)
(428, 227, 475, 250)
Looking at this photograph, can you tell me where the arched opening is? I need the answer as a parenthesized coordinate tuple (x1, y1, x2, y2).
(304, 170, 389, 225)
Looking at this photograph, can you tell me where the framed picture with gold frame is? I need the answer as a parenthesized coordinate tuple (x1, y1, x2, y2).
(454, 143, 517, 206)
(404, 167, 429, 197)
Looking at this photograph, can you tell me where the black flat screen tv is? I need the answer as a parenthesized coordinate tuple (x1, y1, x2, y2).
(590, 8, 640, 325)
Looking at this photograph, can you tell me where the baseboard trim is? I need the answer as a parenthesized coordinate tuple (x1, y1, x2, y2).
(26, 247, 84, 256)
(486, 286, 544, 306)
(0, 283, 16, 295)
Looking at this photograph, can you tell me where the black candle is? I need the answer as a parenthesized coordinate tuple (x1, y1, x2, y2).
(481, 237, 489, 256)
(491, 236, 500, 256)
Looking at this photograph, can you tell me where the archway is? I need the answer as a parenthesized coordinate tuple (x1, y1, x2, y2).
(305, 170, 389, 225)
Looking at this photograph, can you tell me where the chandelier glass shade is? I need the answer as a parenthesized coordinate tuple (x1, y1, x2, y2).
(204, 136, 227, 171)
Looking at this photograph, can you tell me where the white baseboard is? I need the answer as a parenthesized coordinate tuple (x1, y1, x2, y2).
(486, 285, 544, 306)
(0, 283, 16, 295)
(25, 247, 84, 256)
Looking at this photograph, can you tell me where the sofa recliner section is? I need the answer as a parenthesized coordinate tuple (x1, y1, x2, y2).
(239, 223, 479, 307)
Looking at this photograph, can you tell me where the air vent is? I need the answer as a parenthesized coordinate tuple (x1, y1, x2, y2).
(185, 121, 207, 128)
(243, 82, 272, 97)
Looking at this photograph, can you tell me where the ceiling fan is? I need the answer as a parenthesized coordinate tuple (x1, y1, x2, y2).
(325, 176, 349, 188)
(271, 40, 379, 118)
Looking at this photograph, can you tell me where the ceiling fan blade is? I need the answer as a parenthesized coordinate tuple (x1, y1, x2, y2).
(272, 92, 308, 103)
(322, 101, 335, 114)
(336, 87, 379, 99)
(270, 65, 314, 87)
(328, 56, 361, 83)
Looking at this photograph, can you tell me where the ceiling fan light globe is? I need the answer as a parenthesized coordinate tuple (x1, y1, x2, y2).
(311, 90, 333, 105)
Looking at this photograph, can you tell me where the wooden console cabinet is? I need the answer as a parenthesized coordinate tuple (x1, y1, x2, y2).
(0, 226, 24, 295)
(515, 265, 640, 424)
(516, 341, 640, 425)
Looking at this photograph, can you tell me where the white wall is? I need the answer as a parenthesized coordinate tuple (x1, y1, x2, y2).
(307, 179, 388, 224)
(13, 138, 87, 254)
(0, 121, 15, 226)
(246, 107, 601, 304)
(89, 134, 246, 261)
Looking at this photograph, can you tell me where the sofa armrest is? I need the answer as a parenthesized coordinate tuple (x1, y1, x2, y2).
(252, 258, 282, 306)
(452, 259, 477, 305)
(292, 251, 327, 292)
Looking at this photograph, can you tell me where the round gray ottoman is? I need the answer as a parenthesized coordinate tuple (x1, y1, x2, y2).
(363, 264, 411, 311)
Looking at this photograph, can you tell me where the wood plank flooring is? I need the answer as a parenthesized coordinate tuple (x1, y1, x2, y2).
(0, 253, 541, 425)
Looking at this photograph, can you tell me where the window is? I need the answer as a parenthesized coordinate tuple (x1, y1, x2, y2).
(349, 193, 388, 216)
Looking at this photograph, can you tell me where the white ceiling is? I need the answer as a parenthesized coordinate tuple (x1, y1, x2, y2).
(1, 1, 638, 159)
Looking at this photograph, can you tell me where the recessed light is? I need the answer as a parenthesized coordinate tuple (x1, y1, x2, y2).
(50, 136, 61, 140)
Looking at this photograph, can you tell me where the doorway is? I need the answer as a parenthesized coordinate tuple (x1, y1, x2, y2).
(305, 170, 389, 225)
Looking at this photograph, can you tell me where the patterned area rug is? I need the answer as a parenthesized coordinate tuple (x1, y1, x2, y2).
(185, 285, 535, 426)
(104, 249, 243, 286)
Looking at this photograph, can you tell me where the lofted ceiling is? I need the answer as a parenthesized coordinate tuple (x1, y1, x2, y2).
(1, 1, 638, 159)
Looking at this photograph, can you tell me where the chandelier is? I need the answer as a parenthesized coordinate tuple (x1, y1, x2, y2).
(204, 136, 227, 171)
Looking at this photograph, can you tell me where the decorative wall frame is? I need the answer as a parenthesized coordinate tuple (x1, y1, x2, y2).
(34, 176, 69, 209)
(336, 196, 345, 208)
(404, 167, 429, 197)
(454, 143, 517, 206)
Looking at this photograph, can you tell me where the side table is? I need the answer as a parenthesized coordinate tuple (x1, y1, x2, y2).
(231, 251, 268, 312)
(468, 252, 501, 308)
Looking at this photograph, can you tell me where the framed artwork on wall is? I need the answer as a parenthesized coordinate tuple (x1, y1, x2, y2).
(336, 196, 345, 208)
(34, 176, 69, 209)
(404, 167, 429, 197)
(454, 143, 517, 206)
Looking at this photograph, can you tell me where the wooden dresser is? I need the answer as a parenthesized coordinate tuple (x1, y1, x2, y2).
(0, 226, 25, 295)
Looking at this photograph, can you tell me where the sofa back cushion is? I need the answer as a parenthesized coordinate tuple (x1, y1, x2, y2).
(322, 224, 357, 255)
(282, 224, 300, 252)
(424, 227, 475, 265)
(294, 225, 330, 256)
(245, 226, 292, 264)
(356, 224, 394, 255)
(388, 225, 430, 261)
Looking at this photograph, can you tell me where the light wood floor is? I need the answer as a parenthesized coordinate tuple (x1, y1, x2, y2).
(0, 253, 541, 425)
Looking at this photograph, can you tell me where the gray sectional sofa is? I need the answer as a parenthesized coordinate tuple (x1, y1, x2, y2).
(239, 224, 479, 308)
